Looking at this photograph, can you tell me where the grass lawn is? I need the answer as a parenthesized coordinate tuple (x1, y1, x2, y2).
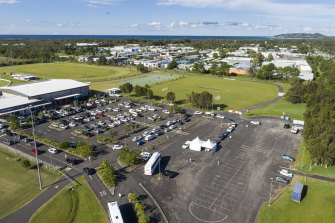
(257, 176, 335, 223)
(0, 63, 138, 82)
(29, 176, 109, 223)
(0, 148, 61, 219)
(150, 76, 278, 111)
(0, 79, 10, 87)
(243, 98, 306, 120)
(292, 140, 335, 179)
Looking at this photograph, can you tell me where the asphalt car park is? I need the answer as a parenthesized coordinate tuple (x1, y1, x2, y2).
(130, 115, 302, 223)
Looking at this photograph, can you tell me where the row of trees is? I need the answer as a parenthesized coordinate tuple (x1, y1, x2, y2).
(127, 193, 150, 223)
(120, 83, 154, 99)
(303, 58, 335, 167)
(186, 91, 213, 109)
(252, 63, 300, 80)
(97, 159, 117, 187)
(117, 147, 141, 166)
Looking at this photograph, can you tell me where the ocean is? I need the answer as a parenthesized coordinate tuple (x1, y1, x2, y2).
(0, 35, 273, 40)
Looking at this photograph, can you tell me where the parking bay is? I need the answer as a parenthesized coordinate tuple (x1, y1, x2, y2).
(133, 116, 302, 223)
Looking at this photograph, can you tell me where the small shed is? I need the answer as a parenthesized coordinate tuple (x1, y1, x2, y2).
(291, 182, 304, 202)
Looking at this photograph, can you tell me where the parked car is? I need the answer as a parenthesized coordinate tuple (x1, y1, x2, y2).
(3, 139, 14, 145)
(162, 110, 170, 114)
(30, 149, 41, 155)
(182, 141, 191, 149)
(112, 145, 123, 150)
(284, 124, 291, 129)
(48, 147, 59, 154)
(69, 122, 76, 127)
(279, 169, 293, 177)
(155, 131, 163, 136)
(216, 114, 225, 119)
(162, 170, 178, 178)
(83, 126, 90, 131)
(250, 120, 260, 125)
(169, 125, 177, 129)
(83, 167, 95, 175)
(194, 111, 202, 115)
(132, 136, 142, 141)
(145, 135, 155, 141)
(140, 152, 151, 160)
(282, 155, 295, 162)
(92, 129, 101, 134)
(136, 140, 145, 146)
(66, 157, 77, 165)
(143, 131, 152, 137)
(164, 128, 171, 132)
(276, 176, 289, 184)
(14, 134, 23, 139)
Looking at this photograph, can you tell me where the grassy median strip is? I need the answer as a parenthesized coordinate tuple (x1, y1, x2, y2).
(29, 176, 109, 223)
(257, 176, 335, 223)
(0, 148, 61, 219)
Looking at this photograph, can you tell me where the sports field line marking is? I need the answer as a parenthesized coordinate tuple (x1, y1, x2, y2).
(199, 193, 216, 201)
(189, 202, 228, 223)
(209, 159, 247, 209)
(203, 187, 221, 195)
(205, 185, 222, 192)
(210, 203, 233, 212)
(195, 197, 213, 206)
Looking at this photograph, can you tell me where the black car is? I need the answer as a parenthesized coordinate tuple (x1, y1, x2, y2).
(83, 167, 95, 175)
(184, 113, 192, 117)
(159, 124, 167, 129)
(155, 131, 164, 136)
(178, 120, 184, 125)
(184, 118, 190, 122)
(22, 138, 31, 143)
(284, 124, 290, 129)
(162, 170, 178, 178)
(14, 134, 23, 140)
(66, 157, 77, 165)
(218, 135, 225, 140)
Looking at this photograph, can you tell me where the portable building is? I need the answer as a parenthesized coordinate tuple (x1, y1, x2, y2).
(291, 182, 304, 202)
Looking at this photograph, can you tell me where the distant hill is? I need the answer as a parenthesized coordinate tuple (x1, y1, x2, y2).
(273, 33, 327, 39)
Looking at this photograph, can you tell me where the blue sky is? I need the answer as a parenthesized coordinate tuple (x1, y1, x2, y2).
(1, 0, 335, 36)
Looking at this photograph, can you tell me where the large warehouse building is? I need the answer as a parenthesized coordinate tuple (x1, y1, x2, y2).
(0, 79, 89, 116)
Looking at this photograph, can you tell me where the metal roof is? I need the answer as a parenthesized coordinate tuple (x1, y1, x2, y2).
(0, 96, 42, 110)
(292, 182, 304, 193)
(0, 79, 89, 97)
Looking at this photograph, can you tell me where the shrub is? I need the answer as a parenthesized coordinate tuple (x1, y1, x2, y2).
(20, 159, 30, 168)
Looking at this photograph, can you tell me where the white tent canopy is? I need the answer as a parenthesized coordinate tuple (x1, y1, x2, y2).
(189, 137, 217, 152)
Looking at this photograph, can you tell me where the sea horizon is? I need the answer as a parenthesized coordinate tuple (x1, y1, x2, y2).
(0, 34, 275, 40)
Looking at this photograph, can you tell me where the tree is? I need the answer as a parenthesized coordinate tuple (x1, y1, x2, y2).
(256, 63, 275, 80)
(210, 62, 218, 75)
(137, 64, 149, 73)
(192, 63, 205, 73)
(218, 62, 231, 76)
(127, 193, 139, 204)
(212, 53, 218, 58)
(9, 116, 20, 130)
(166, 91, 176, 102)
(120, 83, 133, 95)
(167, 60, 178, 69)
(285, 77, 305, 103)
(20, 159, 30, 168)
(253, 52, 264, 66)
(108, 130, 118, 140)
(98, 159, 117, 187)
(38, 111, 44, 120)
(98, 56, 107, 65)
(146, 89, 153, 100)
(59, 141, 70, 149)
(267, 54, 274, 61)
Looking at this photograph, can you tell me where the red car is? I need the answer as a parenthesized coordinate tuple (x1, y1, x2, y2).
(30, 149, 41, 154)
(98, 114, 104, 117)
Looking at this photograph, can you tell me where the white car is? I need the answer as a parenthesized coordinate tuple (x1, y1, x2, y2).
(113, 108, 120, 112)
(69, 122, 76, 127)
(148, 107, 156, 111)
(182, 141, 191, 149)
(112, 145, 123, 150)
(164, 128, 171, 132)
(279, 169, 293, 177)
(194, 111, 202, 115)
(216, 114, 225, 119)
(132, 136, 142, 141)
(162, 110, 170, 114)
(169, 125, 177, 129)
(98, 121, 105, 126)
(140, 152, 151, 160)
(145, 135, 155, 141)
(59, 124, 68, 130)
(48, 147, 59, 154)
(250, 120, 260, 125)
(143, 131, 151, 137)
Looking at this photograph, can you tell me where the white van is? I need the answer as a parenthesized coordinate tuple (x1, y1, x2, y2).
(145, 135, 155, 141)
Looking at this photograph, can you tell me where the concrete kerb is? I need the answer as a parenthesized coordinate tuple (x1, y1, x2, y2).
(0, 142, 62, 170)
(139, 182, 169, 223)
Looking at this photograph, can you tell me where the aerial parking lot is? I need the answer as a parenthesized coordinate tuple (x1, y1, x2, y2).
(132, 115, 302, 223)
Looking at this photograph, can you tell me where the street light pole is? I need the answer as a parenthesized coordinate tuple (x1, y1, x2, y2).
(30, 106, 43, 190)
(268, 178, 273, 206)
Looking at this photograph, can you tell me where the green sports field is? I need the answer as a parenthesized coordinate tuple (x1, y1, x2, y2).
(257, 176, 335, 223)
(0, 148, 61, 219)
(150, 76, 278, 111)
(0, 63, 138, 82)
(0, 80, 10, 87)
(29, 177, 109, 223)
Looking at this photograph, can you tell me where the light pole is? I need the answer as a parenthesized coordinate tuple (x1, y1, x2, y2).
(268, 178, 273, 206)
(11, 52, 15, 74)
(30, 105, 43, 190)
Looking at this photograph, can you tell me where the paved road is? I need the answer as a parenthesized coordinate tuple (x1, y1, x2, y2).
(240, 82, 284, 113)
(0, 169, 81, 223)
(289, 169, 335, 183)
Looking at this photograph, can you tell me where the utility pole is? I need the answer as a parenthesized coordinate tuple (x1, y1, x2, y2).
(268, 178, 273, 206)
(86, 62, 88, 81)
(300, 146, 305, 170)
(30, 105, 43, 190)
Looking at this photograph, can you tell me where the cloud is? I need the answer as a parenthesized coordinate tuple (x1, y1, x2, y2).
(85, 0, 122, 8)
(147, 21, 162, 30)
(56, 23, 64, 27)
(56, 21, 82, 28)
(25, 19, 32, 23)
(303, 27, 313, 32)
(0, 0, 19, 4)
(157, 0, 335, 17)
(130, 24, 138, 28)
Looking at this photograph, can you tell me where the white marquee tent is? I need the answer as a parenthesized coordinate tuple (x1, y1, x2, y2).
(189, 137, 217, 152)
